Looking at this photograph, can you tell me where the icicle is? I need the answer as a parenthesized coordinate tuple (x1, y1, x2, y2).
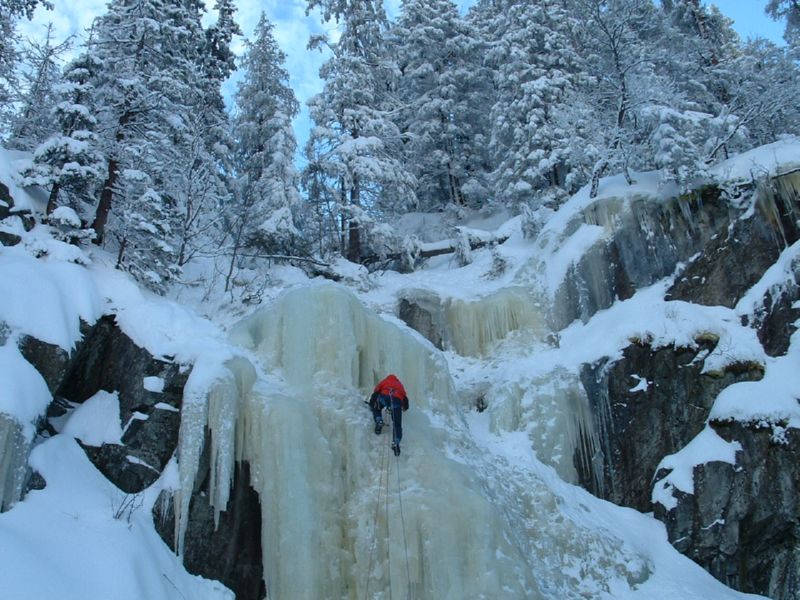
(0, 414, 32, 512)
(174, 355, 256, 556)
(230, 283, 457, 414)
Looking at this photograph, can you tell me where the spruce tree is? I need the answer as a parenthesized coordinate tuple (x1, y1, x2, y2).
(304, 0, 414, 263)
(87, 0, 214, 291)
(23, 52, 104, 215)
(389, 0, 491, 210)
(228, 13, 302, 289)
(485, 0, 580, 207)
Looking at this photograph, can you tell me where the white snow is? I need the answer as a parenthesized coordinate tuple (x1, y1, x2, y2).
(0, 435, 232, 600)
(710, 137, 800, 184)
(61, 390, 124, 447)
(143, 376, 165, 393)
(629, 375, 650, 393)
(0, 343, 52, 439)
(0, 248, 104, 351)
(652, 427, 742, 510)
(0, 148, 44, 213)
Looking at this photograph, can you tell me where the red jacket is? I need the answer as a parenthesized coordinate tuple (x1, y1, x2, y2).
(371, 374, 409, 411)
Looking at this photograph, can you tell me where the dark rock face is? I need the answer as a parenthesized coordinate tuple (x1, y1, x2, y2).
(747, 276, 800, 357)
(667, 176, 800, 308)
(81, 442, 162, 492)
(398, 295, 444, 349)
(553, 186, 734, 329)
(577, 340, 762, 512)
(54, 315, 185, 489)
(19, 333, 73, 394)
(19, 313, 265, 597)
(1, 183, 20, 246)
(155, 446, 264, 600)
(18, 315, 186, 494)
(654, 422, 800, 600)
(0, 181, 12, 217)
(573, 172, 800, 598)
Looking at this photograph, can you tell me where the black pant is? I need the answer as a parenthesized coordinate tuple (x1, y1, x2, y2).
(372, 394, 403, 445)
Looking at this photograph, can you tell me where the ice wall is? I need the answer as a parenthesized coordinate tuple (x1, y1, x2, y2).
(487, 367, 599, 486)
(444, 287, 549, 357)
(401, 286, 549, 357)
(230, 283, 457, 413)
(172, 283, 651, 599)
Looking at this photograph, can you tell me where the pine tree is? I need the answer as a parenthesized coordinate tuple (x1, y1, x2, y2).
(484, 0, 580, 207)
(0, 0, 53, 129)
(172, 0, 239, 269)
(304, 0, 414, 263)
(9, 24, 70, 150)
(23, 52, 104, 215)
(228, 13, 302, 289)
(389, 0, 491, 210)
(87, 0, 213, 291)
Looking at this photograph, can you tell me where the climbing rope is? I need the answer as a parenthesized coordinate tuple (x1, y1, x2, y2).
(386, 428, 393, 600)
(363, 420, 390, 600)
(364, 405, 413, 600)
(386, 406, 413, 599)
(395, 452, 412, 598)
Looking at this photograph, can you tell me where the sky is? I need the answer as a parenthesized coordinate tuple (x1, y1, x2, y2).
(17, 0, 789, 162)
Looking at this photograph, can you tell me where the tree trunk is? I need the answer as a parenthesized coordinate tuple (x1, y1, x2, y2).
(92, 158, 118, 244)
(115, 235, 127, 269)
(346, 175, 361, 263)
(45, 181, 60, 215)
(590, 159, 608, 198)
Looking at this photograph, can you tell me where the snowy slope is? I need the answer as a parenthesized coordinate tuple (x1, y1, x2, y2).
(0, 177, 240, 598)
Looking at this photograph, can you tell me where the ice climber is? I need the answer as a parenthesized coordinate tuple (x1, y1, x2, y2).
(369, 374, 409, 456)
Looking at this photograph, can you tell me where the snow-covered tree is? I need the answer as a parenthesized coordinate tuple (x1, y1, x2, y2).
(766, 0, 800, 47)
(173, 0, 239, 269)
(484, 0, 580, 207)
(228, 13, 303, 289)
(9, 24, 70, 150)
(304, 0, 415, 263)
(23, 52, 104, 215)
(725, 38, 800, 147)
(567, 0, 674, 193)
(86, 0, 213, 291)
(0, 0, 53, 129)
(389, 0, 491, 210)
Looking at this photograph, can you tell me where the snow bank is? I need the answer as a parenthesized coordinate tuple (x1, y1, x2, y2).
(0, 248, 104, 350)
(0, 149, 44, 213)
(0, 435, 233, 600)
(710, 331, 800, 428)
(711, 137, 800, 184)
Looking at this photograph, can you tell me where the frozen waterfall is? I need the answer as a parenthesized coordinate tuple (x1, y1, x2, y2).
(174, 283, 654, 599)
